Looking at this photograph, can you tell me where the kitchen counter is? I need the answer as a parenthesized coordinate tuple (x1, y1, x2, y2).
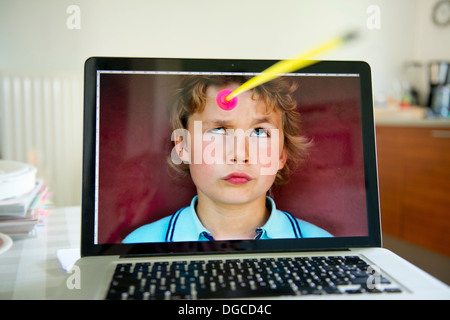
(376, 117, 450, 127)
(374, 105, 450, 127)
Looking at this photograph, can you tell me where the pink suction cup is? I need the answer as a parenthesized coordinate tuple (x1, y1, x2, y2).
(216, 89, 238, 111)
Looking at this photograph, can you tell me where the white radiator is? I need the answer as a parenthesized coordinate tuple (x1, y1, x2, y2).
(0, 74, 83, 206)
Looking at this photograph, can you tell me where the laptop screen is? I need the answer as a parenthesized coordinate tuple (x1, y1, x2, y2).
(81, 58, 381, 256)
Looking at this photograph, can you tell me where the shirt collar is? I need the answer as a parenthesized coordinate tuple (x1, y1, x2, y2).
(185, 195, 282, 241)
(187, 196, 212, 240)
(259, 196, 280, 237)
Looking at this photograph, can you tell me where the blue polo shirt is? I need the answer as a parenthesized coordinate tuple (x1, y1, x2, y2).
(123, 196, 332, 243)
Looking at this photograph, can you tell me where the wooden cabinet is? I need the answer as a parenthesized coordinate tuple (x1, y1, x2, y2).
(376, 124, 450, 256)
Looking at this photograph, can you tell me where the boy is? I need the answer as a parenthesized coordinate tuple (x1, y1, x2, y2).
(123, 75, 332, 243)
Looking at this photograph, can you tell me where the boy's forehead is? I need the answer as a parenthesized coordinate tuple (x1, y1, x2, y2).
(201, 85, 281, 121)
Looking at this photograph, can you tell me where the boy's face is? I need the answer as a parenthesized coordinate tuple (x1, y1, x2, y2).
(178, 83, 287, 206)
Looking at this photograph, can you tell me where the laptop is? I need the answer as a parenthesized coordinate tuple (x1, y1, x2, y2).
(59, 57, 450, 300)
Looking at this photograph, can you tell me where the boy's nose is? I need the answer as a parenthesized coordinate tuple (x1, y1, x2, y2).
(226, 135, 249, 165)
(229, 157, 249, 164)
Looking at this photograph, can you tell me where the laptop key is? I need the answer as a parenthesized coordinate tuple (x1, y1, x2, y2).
(384, 288, 402, 293)
(196, 284, 296, 299)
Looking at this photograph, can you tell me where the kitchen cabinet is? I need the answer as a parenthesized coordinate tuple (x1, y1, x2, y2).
(376, 123, 450, 256)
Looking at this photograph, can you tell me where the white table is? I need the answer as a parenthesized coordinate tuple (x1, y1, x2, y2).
(0, 206, 81, 299)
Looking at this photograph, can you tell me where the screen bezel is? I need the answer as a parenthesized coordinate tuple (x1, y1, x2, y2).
(81, 57, 381, 257)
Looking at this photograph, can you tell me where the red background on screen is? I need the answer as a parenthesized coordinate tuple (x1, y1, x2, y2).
(97, 73, 368, 243)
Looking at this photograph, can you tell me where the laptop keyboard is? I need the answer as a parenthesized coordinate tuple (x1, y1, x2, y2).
(106, 255, 402, 300)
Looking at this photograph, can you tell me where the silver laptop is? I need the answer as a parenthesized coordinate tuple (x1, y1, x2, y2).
(59, 57, 449, 300)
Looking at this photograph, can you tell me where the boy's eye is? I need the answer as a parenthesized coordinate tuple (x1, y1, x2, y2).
(250, 128, 270, 137)
(208, 127, 227, 134)
(207, 127, 270, 137)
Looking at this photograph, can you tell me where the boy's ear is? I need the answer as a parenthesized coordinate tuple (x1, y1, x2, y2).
(278, 148, 288, 171)
(174, 132, 191, 163)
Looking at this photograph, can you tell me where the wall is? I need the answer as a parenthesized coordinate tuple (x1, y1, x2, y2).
(0, 0, 429, 91)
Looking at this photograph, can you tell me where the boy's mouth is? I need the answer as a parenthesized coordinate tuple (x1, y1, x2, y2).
(222, 172, 253, 185)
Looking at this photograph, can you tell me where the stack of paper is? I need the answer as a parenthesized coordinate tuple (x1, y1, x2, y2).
(0, 160, 50, 239)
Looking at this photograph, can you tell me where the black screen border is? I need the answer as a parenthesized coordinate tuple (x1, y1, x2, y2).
(81, 57, 381, 257)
